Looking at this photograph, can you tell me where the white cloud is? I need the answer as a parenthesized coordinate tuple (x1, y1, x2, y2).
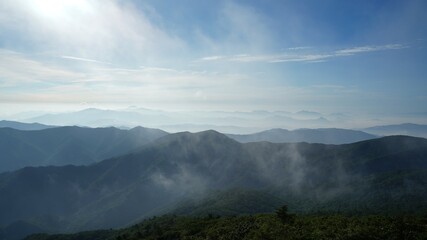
(0, 0, 419, 118)
(61, 56, 111, 65)
(288, 46, 312, 50)
(1, 49, 361, 112)
(269, 54, 333, 63)
(0, 0, 185, 64)
(200, 53, 332, 63)
(0, 50, 85, 87)
(0, 49, 251, 107)
(139, 66, 178, 73)
(335, 44, 406, 56)
(199, 44, 407, 63)
(201, 56, 225, 61)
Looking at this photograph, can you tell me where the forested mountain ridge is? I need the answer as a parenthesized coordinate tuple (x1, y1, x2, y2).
(0, 131, 426, 239)
(0, 126, 168, 172)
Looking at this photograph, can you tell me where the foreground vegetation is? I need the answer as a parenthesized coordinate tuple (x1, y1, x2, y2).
(26, 210, 427, 240)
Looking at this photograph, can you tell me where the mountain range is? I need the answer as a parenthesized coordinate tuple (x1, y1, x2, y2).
(0, 126, 168, 173)
(6, 107, 427, 135)
(363, 123, 427, 138)
(0, 122, 385, 174)
(19, 108, 343, 133)
(0, 131, 426, 239)
(227, 128, 377, 144)
(0, 121, 54, 131)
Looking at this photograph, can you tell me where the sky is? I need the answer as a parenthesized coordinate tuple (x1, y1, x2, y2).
(0, 0, 426, 125)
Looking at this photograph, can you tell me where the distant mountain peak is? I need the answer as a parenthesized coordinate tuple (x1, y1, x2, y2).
(153, 130, 238, 148)
(363, 123, 427, 138)
(79, 107, 106, 112)
(195, 129, 237, 140)
(228, 127, 377, 144)
(265, 128, 289, 132)
(0, 120, 55, 131)
(365, 134, 427, 143)
(196, 129, 223, 136)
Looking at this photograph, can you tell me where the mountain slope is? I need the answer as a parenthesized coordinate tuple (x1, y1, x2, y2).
(0, 132, 426, 238)
(0, 131, 253, 234)
(169, 189, 285, 217)
(364, 123, 427, 138)
(228, 128, 377, 144)
(23, 214, 427, 240)
(0, 126, 168, 172)
(0, 120, 55, 131)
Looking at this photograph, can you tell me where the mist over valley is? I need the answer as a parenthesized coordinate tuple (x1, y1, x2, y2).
(1, 0, 427, 238)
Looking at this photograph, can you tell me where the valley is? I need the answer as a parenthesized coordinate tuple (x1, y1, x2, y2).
(0, 124, 426, 239)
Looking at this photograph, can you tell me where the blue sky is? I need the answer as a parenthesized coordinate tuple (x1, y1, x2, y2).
(0, 0, 426, 124)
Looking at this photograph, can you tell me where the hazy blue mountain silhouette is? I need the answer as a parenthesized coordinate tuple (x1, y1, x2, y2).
(364, 123, 427, 138)
(228, 128, 377, 144)
(0, 120, 55, 131)
(0, 126, 168, 172)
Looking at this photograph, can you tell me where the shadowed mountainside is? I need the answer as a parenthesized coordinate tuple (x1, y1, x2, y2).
(0, 126, 168, 172)
(0, 131, 426, 239)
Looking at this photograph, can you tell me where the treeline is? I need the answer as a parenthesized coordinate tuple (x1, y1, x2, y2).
(25, 210, 427, 240)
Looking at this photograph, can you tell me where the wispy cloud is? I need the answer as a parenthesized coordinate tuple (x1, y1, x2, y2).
(0, 0, 424, 118)
(201, 56, 225, 61)
(199, 53, 331, 63)
(269, 54, 333, 63)
(61, 56, 112, 65)
(0, 50, 85, 86)
(0, 54, 248, 109)
(200, 44, 407, 64)
(139, 66, 178, 73)
(335, 44, 406, 56)
(1, 0, 185, 64)
(287, 46, 312, 50)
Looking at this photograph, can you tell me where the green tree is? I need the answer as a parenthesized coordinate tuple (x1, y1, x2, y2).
(276, 205, 295, 224)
